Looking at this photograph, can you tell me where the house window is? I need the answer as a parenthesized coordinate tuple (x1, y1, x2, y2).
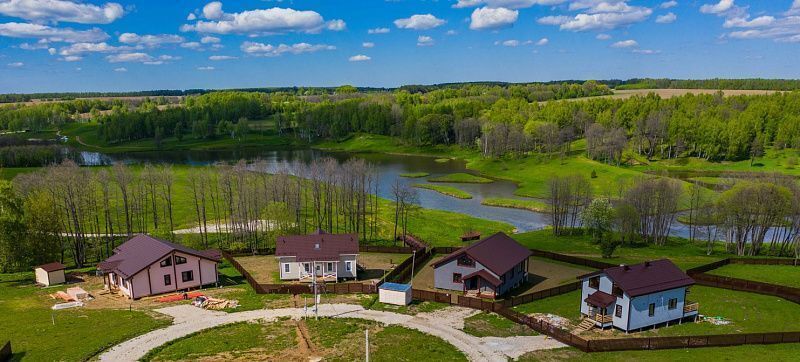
(668, 298, 678, 310)
(615, 305, 622, 317)
(181, 270, 194, 282)
(648, 303, 656, 317)
(164, 274, 171, 286)
(284, 263, 290, 273)
(457, 255, 475, 267)
(453, 273, 462, 283)
(327, 262, 333, 272)
(345, 261, 352, 272)
(303, 263, 310, 273)
(175, 255, 187, 265)
(612, 284, 624, 297)
(588, 277, 599, 289)
(160, 257, 172, 267)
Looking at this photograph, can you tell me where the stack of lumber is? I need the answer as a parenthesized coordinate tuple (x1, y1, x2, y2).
(194, 296, 239, 310)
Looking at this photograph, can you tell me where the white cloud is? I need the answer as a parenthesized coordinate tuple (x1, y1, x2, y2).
(700, 0, 734, 15)
(536, 37, 549, 45)
(183, 3, 340, 35)
(632, 49, 660, 54)
(611, 39, 638, 48)
(18, 39, 49, 50)
(537, 2, 652, 31)
(656, 12, 676, 24)
(197, 66, 215, 71)
(119, 33, 184, 47)
(0, 22, 108, 42)
(416, 35, 434, 46)
(113, 67, 126, 72)
(0, 0, 123, 24)
(106, 52, 153, 63)
(7, 61, 23, 67)
(180, 42, 201, 49)
(209, 55, 236, 60)
(470, 7, 518, 30)
(723, 16, 774, 28)
(453, 0, 565, 9)
(394, 14, 446, 30)
(788, 0, 800, 16)
(660, 1, 677, 9)
(240, 41, 335, 56)
(713, 2, 800, 42)
(367, 27, 390, 34)
(201, 36, 220, 44)
(187, 13, 197, 21)
(60, 55, 81, 61)
(326, 19, 347, 31)
(596, 33, 611, 40)
(500, 39, 519, 46)
(362, 42, 375, 48)
(58, 41, 133, 57)
(446, 29, 458, 35)
(348, 54, 371, 62)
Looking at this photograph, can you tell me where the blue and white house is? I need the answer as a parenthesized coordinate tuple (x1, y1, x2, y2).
(579, 259, 699, 332)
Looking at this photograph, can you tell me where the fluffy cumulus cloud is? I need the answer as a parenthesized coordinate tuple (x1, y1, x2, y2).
(0, 0, 123, 24)
(367, 27, 390, 34)
(470, 7, 518, 30)
(7, 61, 23, 67)
(208, 55, 236, 60)
(611, 39, 637, 48)
(703, 1, 800, 43)
(656, 12, 676, 24)
(113, 67, 126, 72)
(201, 36, 220, 44)
(362, 42, 374, 48)
(348, 54, 370, 62)
(180, 42, 201, 49)
(118, 33, 184, 47)
(394, 14, 446, 30)
(536, 37, 549, 45)
(0, 22, 108, 42)
(416, 35, 434, 46)
(57, 41, 133, 58)
(538, 1, 652, 32)
(596, 33, 611, 40)
(660, 1, 677, 9)
(105, 53, 178, 64)
(182, 2, 345, 35)
(499, 39, 519, 46)
(197, 66, 215, 71)
(453, 0, 565, 9)
(240, 41, 335, 56)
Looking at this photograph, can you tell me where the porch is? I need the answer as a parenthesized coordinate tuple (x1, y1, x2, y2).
(584, 290, 616, 328)
(683, 301, 699, 315)
(461, 270, 501, 299)
(298, 261, 338, 283)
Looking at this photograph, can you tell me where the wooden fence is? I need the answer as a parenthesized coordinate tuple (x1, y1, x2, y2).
(0, 341, 10, 362)
(692, 273, 800, 304)
(382, 248, 433, 284)
(529, 249, 616, 269)
(500, 281, 582, 308)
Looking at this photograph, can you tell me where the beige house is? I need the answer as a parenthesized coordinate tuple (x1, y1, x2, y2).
(35, 262, 66, 286)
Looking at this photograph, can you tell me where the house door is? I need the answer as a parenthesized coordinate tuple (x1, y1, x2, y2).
(467, 278, 478, 290)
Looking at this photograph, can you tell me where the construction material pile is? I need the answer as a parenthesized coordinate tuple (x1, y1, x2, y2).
(192, 296, 239, 310)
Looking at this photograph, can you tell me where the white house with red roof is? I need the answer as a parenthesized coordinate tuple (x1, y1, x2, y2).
(579, 259, 699, 332)
(97, 234, 220, 299)
(432, 232, 531, 298)
(275, 230, 359, 282)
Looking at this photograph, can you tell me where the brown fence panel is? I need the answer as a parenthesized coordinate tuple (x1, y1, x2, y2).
(686, 259, 731, 275)
(589, 338, 651, 352)
(693, 272, 800, 305)
(731, 258, 799, 266)
(361, 245, 415, 254)
(704, 334, 747, 346)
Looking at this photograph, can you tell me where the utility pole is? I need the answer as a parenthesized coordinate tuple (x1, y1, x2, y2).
(365, 328, 369, 362)
(410, 250, 416, 287)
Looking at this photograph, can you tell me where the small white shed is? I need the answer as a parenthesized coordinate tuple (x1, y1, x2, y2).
(34, 262, 66, 287)
(379, 282, 412, 306)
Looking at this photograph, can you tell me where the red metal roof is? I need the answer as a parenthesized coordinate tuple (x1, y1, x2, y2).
(433, 232, 532, 276)
(36, 262, 66, 272)
(97, 234, 220, 279)
(275, 231, 359, 262)
(585, 290, 616, 307)
(581, 259, 695, 297)
(462, 269, 502, 286)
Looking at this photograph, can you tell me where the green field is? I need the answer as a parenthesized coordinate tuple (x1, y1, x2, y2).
(462, 312, 538, 337)
(428, 173, 493, 184)
(399, 172, 430, 178)
(481, 197, 548, 213)
(708, 264, 800, 288)
(413, 183, 473, 199)
(519, 344, 800, 361)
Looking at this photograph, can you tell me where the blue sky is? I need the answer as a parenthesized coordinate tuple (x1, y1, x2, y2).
(0, 0, 799, 92)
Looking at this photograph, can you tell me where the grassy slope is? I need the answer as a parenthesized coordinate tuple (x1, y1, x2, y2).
(0, 272, 170, 361)
(428, 173, 493, 184)
(413, 183, 473, 199)
(481, 197, 548, 213)
(708, 264, 800, 288)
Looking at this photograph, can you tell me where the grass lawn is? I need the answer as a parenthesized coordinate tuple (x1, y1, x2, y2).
(409, 254, 443, 291)
(142, 320, 295, 361)
(518, 344, 800, 361)
(513, 286, 800, 337)
(0, 272, 171, 361)
(413, 183, 473, 199)
(509, 257, 595, 298)
(233, 255, 280, 284)
(462, 312, 538, 337)
(399, 172, 429, 178)
(366, 297, 450, 315)
(306, 318, 467, 361)
(428, 172, 493, 184)
(708, 264, 800, 288)
(481, 197, 549, 213)
(513, 229, 726, 271)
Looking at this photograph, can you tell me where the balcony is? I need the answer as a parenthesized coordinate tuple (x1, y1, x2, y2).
(684, 302, 699, 314)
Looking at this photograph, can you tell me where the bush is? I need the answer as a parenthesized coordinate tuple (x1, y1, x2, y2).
(590, 170, 598, 178)
(786, 157, 797, 169)
(599, 237, 622, 258)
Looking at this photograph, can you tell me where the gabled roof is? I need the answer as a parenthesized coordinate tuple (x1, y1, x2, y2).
(97, 234, 220, 279)
(585, 290, 616, 308)
(433, 232, 532, 276)
(580, 259, 694, 297)
(462, 269, 502, 286)
(36, 262, 66, 272)
(275, 230, 359, 262)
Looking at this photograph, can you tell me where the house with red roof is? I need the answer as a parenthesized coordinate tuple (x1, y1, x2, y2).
(97, 234, 220, 299)
(579, 259, 699, 332)
(432, 232, 531, 298)
(275, 230, 359, 282)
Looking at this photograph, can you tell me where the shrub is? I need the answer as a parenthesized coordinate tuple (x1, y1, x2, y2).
(590, 170, 597, 178)
(599, 237, 622, 258)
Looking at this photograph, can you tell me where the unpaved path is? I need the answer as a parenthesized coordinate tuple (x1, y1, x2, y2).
(98, 304, 563, 362)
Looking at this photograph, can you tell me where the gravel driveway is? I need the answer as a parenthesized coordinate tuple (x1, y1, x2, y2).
(98, 304, 563, 362)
